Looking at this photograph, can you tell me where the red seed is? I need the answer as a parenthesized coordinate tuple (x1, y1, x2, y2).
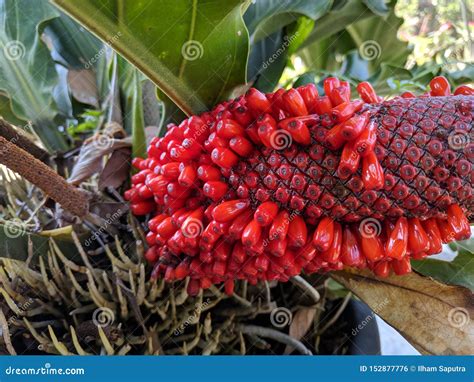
(241, 219, 262, 246)
(421, 219, 443, 255)
(298, 83, 319, 113)
(362, 151, 384, 190)
(354, 120, 377, 156)
(216, 119, 245, 139)
(229, 136, 254, 157)
(211, 147, 239, 168)
(429, 76, 451, 96)
(341, 226, 363, 266)
(385, 217, 408, 259)
(312, 217, 335, 252)
(283, 88, 308, 116)
(357, 82, 379, 104)
(321, 223, 342, 263)
(203, 181, 228, 201)
(254, 201, 279, 226)
(341, 114, 368, 140)
(407, 218, 430, 254)
(212, 199, 250, 222)
(287, 216, 308, 248)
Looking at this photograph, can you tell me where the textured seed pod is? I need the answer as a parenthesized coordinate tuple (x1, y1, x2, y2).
(126, 77, 473, 295)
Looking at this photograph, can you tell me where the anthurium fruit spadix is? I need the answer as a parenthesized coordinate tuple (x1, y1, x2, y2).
(125, 76, 473, 296)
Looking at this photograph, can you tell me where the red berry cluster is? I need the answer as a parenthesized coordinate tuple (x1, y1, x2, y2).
(125, 76, 473, 296)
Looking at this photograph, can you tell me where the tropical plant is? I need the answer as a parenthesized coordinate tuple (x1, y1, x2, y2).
(0, 0, 472, 355)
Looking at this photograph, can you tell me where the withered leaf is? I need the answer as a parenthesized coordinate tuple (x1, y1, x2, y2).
(284, 307, 316, 354)
(332, 269, 473, 355)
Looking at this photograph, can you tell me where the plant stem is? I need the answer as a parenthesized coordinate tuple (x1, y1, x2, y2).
(0, 119, 50, 163)
(0, 137, 89, 217)
(237, 324, 312, 355)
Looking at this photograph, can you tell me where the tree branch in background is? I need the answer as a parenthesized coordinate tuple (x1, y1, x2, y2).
(0, 119, 50, 163)
(0, 136, 89, 217)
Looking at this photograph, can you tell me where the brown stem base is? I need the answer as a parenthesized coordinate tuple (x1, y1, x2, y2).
(0, 136, 89, 217)
(0, 119, 50, 163)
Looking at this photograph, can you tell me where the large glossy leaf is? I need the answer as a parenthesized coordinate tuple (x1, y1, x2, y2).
(249, 16, 315, 92)
(302, 0, 379, 48)
(52, 0, 249, 116)
(245, 0, 332, 41)
(412, 242, 474, 292)
(245, 0, 331, 92)
(43, 12, 102, 69)
(0, 0, 68, 151)
(345, 2, 410, 72)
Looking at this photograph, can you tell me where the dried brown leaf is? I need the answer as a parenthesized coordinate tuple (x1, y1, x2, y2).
(332, 269, 474, 355)
(284, 307, 316, 354)
(99, 147, 131, 190)
(67, 69, 99, 107)
(68, 137, 131, 185)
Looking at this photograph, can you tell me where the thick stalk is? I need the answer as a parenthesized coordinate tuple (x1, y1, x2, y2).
(0, 119, 50, 163)
(0, 136, 89, 217)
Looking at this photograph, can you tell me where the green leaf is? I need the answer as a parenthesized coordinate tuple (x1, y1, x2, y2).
(52, 0, 249, 115)
(0, 223, 76, 262)
(131, 71, 146, 159)
(0, 94, 25, 126)
(0, 0, 68, 151)
(250, 16, 315, 92)
(43, 11, 102, 69)
(302, 0, 375, 48)
(412, 246, 474, 292)
(345, 2, 410, 72)
(362, 0, 389, 16)
(292, 72, 316, 87)
(245, 0, 332, 42)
